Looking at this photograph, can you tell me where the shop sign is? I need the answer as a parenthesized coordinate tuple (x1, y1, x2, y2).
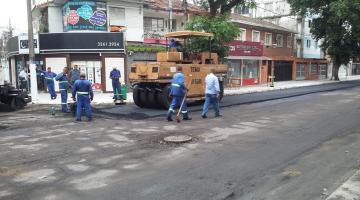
(39, 32, 124, 52)
(228, 41, 263, 56)
(18, 34, 40, 54)
(63, 0, 107, 31)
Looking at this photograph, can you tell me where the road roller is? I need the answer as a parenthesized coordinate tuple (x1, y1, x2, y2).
(129, 31, 228, 109)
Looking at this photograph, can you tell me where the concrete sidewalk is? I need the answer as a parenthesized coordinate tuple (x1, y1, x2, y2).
(34, 75, 360, 105)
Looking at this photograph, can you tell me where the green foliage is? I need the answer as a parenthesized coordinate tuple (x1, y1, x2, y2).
(192, 0, 256, 16)
(288, 0, 360, 80)
(186, 14, 240, 60)
(127, 45, 166, 53)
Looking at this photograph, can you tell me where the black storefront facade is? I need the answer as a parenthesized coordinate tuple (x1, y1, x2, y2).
(6, 32, 126, 92)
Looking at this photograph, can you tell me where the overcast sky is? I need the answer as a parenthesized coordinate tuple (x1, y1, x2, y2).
(0, 0, 28, 35)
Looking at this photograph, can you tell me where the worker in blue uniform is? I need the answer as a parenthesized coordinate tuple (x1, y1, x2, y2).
(40, 67, 57, 99)
(72, 73, 93, 122)
(55, 67, 70, 113)
(109, 67, 122, 100)
(166, 66, 192, 121)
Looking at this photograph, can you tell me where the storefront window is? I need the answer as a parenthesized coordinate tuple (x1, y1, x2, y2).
(296, 63, 306, 79)
(242, 60, 259, 78)
(352, 63, 360, 75)
(228, 60, 241, 77)
(319, 64, 327, 79)
(310, 63, 317, 75)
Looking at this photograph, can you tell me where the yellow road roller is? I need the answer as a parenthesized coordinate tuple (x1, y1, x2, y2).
(129, 31, 228, 109)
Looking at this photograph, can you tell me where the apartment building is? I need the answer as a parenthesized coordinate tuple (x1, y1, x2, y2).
(227, 14, 327, 87)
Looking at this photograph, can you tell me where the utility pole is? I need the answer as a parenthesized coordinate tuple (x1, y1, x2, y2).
(299, 16, 305, 58)
(183, 0, 188, 22)
(169, 0, 173, 32)
(27, 0, 38, 103)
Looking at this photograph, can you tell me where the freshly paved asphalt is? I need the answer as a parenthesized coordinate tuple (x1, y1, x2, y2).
(95, 80, 360, 119)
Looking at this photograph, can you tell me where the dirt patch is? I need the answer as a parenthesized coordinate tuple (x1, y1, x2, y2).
(0, 167, 20, 176)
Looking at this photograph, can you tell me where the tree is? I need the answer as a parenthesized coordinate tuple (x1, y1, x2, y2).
(186, 14, 240, 60)
(287, 0, 360, 80)
(191, 0, 256, 16)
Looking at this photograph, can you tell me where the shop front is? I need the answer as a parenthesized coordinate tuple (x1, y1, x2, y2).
(293, 58, 328, 81)
(7, 32, 126, 92)
(226, 41, 270, 87)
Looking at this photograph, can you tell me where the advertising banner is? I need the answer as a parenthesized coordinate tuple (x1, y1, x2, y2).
(18, 34, 40, 54)
(63, 0, 107, 31)
(228, 41, 263, 56)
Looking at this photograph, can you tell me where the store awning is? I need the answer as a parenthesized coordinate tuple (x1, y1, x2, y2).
(226, 56, 272, 60)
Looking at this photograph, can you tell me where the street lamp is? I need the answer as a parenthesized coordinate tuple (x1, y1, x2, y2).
(27, 0, 38, 103)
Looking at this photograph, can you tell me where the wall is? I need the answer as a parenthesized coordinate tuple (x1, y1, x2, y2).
(108, 0, 143, 42)
(48, 6, 64, 33)
(302, 37, 321, 59)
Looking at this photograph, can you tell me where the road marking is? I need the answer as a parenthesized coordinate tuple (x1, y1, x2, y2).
(326, 170, 360, 200)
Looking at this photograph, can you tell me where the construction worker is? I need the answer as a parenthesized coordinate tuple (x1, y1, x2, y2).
(166, 66, 191, 121)
(40, 67, 57, 99)
(55, 67, 70, 113)
(72, 73, 93, 122)
(18, 67, 28, 91)
(70, 65, 80, 85)
(109, 67, 121, 100)
(201, 69, 222, 118)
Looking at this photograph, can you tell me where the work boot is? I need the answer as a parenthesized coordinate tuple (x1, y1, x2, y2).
(167, 116, 173, 122)
(183, 113, 192, 120)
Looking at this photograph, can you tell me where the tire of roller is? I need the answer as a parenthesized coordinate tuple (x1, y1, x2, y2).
(147, 89, 158, 108)
(139, 88, 152, 108)
(133, 85, 144, 108)
(157, 84, 172, 109)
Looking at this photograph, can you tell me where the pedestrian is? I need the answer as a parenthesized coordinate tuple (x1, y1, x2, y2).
(40, 67, 57, 99)
(19, 68, 28, 91)
(166, 66, 191, 121)
(55, 67, 70, 113)
(109, 67, 122, 101)
(72, 73, 93, 122)
(201, 69, 222, 118)
(70, 65, 80, 85)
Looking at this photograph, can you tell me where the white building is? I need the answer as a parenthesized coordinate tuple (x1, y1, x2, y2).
(32, 0, 144, 42)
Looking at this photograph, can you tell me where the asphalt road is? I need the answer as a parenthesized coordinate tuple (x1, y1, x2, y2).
(0, 84, 360, 200)
(96, 80, 360, 119)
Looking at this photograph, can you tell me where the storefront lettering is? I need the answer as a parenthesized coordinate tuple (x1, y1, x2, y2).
(230, 45, 261, 52)
(191, 67, 200, 72)
(97, 42, 121, 47)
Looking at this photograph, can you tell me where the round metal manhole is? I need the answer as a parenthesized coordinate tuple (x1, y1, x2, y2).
(163, 135, 192, 143)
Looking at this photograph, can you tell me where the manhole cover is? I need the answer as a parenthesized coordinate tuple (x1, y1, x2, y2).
(163, 135, 192, 143)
